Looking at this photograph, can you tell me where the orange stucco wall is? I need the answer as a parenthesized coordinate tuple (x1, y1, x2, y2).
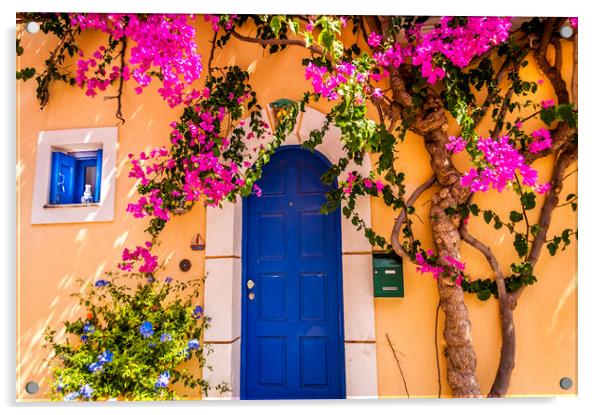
(16, 19, 577, 400)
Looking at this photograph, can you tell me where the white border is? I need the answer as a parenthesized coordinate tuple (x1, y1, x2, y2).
(30, 127, 118, 224)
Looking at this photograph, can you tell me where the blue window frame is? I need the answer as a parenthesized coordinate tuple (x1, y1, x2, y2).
(49, 149, 103, 204)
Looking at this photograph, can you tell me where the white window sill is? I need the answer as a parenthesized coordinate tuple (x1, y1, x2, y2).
(43, 203, 101, 209)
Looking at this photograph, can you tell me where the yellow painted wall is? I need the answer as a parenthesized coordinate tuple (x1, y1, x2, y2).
(16, 20, 577, 400)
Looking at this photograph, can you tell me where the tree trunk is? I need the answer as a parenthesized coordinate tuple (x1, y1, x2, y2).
(488, 293, 516, 397)
(424, 124, 481, 397)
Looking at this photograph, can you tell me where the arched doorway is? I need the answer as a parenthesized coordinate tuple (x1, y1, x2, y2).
(241, 146, 346, 399)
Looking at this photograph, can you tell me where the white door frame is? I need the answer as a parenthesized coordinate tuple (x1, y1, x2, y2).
(202, 106, 378, 399)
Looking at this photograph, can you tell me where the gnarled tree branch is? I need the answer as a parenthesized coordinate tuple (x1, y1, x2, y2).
(230, 29, 323, 55)
(391, 175, 437, 261)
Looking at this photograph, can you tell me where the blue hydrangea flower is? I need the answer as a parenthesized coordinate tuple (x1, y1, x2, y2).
(187, 339, 200, 351)
(79, 384, 93, 400)
(164, 277, 173, 284)
(82, 323, 95, 334)
(56, 381, 64, 392)
(139, 321, 154, 338)
(155, 371, 171, 389)
(192, 306, 203, 319)
(88, 362, 102, 373)
(98, 350, 113, 364)
(80, 335, 88, 343)
(63, 392, 79, 401)
(148, 342, 157, 348)
(94, 279, 110, 288)
(160, 333, 172, 343)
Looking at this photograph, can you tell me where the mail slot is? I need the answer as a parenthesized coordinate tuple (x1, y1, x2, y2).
(373, 253, 404, 298)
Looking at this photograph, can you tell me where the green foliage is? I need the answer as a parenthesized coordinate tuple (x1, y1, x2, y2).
(17, 13, 81, 108)
(43, 271, 214, 401)
(16, 67, 36, 81)
(540, 103, 578, 129)
(546, 228, 577, 256)
(461, 262, 537, 300)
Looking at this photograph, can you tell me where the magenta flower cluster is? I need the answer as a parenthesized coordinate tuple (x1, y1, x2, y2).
(70, 14, 203, 108)
(305, 61, 380, 102)
(448, 135, 551, 194)
(415, 250, 466, 286)
(372, 17, 511, 84)
(528, 128, 553, 154)
(118, 241, 159, 274)
(342, 172, 385, 195)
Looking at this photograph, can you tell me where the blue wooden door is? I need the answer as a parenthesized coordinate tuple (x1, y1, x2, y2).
(242, 146, 345, 400)
(49, 152, 76, 204)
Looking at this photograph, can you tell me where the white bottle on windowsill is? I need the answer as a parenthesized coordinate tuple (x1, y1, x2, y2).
(81, 184, 93, 205)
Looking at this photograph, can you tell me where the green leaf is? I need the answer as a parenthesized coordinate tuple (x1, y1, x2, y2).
(477, 290, 491, 301)
(509, 211, 523, 222)
(304, 32, 313, 47)
(520, 192, 536, 210)
(288, 19, 299, 34)
(318, 29, 335, 51)
(547, 241, 558, 256)
(269, 16, 282, 35)
(493, 218, 503, 230)
(16, 39, 24, 56)
(469, 203, 480, 216)
(540, 108, 556, 126)
(561, 229, 571, 244)
(16, 67, 36, 81)
(513, 233, 528, 257)
(483, 210, 493, 224)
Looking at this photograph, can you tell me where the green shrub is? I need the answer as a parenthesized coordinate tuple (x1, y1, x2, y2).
(43, 270, 216, 401)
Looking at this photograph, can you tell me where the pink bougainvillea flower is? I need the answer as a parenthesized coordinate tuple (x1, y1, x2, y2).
(528, 128, 553, 153)
(541, 99, 555, 109)
(367, 32, 382, 48)
(415, 251, 445, 279)
(446, 136, 467, 154)
(375, 180, 385, 193)
(118, 242, 159, 274)
(459, 135, 551, 194)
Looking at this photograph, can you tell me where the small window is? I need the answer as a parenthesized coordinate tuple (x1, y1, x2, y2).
(31, 127, 117, 224)
(48, 149, 103, 205)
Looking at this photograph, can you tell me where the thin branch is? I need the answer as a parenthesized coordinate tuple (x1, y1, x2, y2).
(230, 29, 323, 55)
(207, 30, 218, 72)
(514, 173, 531, 244)
(104, 37, 127, 124)
(459, 224, 505, 284)
(391, 175, 437, 261)
(458, 223, 518, 397)
(563, 168, 577, 181)
(385, 334, 410, 398)
(514, 142, 577, 302)
(38, 26, 78, 109)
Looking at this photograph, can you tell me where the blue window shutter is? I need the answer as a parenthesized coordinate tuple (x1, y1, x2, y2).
(95, 149, 103, 202)
(49, 152, 76, 204)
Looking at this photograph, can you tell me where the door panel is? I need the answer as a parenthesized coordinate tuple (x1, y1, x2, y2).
(243, 147, 345, 400)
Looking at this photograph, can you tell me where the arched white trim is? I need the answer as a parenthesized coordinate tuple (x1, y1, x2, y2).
(202, 106, 377, 399)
